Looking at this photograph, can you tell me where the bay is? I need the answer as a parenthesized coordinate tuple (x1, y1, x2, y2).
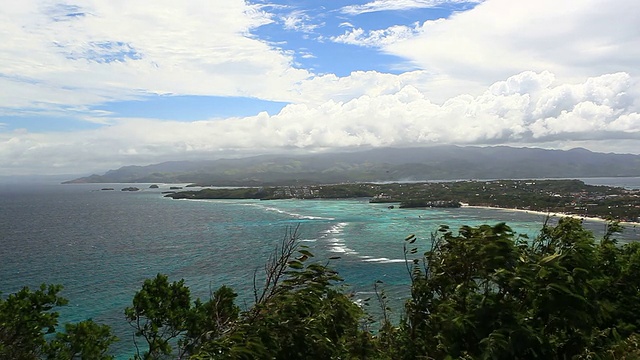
(1, 178, 639, 358)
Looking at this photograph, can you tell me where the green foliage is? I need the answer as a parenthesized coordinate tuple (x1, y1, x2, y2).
(0, 284, 67, 359)
(125, 274, 192, 359)
(47, 320, 117, 360)
(192, 229, 367, 359)
(182, 285, 240, 354)
(168, 179, 640, 221)
(123, 228, 366, 359)
(6, 219, 640, 359)
(376, 218, 640, 359)
(0, 284, 116, 360)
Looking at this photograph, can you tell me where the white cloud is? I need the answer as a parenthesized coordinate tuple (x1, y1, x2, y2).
(346, 0, 640, 90)
(340, 0, 483, 15)
(3, 71, 639, 175)
(332, 23, 422, 47)
(282, 10, 323, 33)
(300, 51, 316, 59)
(2, 0, 640, 175)
(0, 0, 311, 117)
(295, 69, 485, 105)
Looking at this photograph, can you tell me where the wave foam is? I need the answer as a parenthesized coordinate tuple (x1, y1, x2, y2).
(328, 245, 358, 255)
(262, 206, 335, 220)
(362, 258, 406, 264)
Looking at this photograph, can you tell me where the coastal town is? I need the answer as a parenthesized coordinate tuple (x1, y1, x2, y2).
(165, 179, 640, 223)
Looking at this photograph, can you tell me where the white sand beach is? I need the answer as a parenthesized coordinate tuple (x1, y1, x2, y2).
(461, 204, 640, 227)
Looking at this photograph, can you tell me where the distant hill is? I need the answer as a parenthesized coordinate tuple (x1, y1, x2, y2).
(63, 146, 640, 185)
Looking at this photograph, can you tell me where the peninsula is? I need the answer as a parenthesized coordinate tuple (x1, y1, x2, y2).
(165, 179, 640, 223)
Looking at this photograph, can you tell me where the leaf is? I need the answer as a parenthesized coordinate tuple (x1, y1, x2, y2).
(540, 252, 562, 264)
(298, 249, 314, 257)
(405, 234, 416, 241)
(287, 261, 304, 269)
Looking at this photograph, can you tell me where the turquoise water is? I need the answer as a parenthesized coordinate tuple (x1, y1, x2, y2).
(1, 180, 639, 358)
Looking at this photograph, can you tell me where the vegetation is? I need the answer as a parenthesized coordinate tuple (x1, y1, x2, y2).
(168, 187, 270, 200)
(167, 179, 640, 222)
(4, 219, 640, 358)
(0, 284, 117, 359)
(62, 146, 640, 185)
(398, 199, 461, 208)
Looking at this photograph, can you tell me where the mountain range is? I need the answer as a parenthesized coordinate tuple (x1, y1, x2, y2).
(63, 146, 640, 185)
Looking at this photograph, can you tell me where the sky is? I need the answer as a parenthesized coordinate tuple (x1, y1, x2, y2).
(1, 0, 639, 176)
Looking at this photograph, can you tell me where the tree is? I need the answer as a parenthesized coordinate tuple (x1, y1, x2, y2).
(6, 219, 640, 359)
(191, 227, 368, 359)
(47, 320, 117, 360)
(125, 274, 192, 359)
(182, 285, 240, 355)
(379, 218, 640, 359)
(0, 284, 67, 359)
(0, 284, 116, 360)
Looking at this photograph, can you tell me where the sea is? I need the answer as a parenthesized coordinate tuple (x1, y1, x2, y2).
(1, 177, 639, 359)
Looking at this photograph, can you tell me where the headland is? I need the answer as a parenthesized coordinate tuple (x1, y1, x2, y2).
(165, 179, 640, 224)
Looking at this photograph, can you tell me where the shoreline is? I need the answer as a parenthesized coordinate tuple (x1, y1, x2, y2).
(461, 204, 640, 227)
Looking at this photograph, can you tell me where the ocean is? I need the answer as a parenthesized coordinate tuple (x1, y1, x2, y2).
(1, 177, 639, 358)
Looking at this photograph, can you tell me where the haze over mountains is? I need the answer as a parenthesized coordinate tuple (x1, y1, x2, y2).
(64, 146, 640, 186)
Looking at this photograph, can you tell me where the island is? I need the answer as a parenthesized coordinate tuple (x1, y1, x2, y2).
(164, 179, 640, 223)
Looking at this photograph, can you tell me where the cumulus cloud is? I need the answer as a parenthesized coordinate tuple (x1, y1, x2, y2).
(337, 0, 640, 89)
(293, 70, 437, 106)
(2, 0, 640, 175)
(2, 71, 639, 175)
(340, 0, 483, 15)
(0, 0, 311, 117)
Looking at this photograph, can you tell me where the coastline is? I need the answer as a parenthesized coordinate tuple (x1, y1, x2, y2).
(461, 204, 640, 228)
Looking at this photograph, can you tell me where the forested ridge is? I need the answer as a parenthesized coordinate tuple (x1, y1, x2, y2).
(64, 146, 640, 186)
(3, 219, 640, 359)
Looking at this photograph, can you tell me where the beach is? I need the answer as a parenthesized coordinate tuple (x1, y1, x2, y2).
(462, 204, 640, 228)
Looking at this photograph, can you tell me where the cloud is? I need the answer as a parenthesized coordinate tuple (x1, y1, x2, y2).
(282, 10, 324, 33)
(340, 0, 483, 15)
(336, 0, 640, 91)
(300, 51, 316, 59)
(332, 23, 422, 47)
(0, 0, 311, 118)
(293, 70, 436, 105)
(3, 71, 639, 175)
(2, 0, 640, 175)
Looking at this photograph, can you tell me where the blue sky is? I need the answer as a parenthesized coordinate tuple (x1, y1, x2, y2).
(249, 0, 462, 75)
(1, 0, 470, 129)
(1, 0, 639, 175)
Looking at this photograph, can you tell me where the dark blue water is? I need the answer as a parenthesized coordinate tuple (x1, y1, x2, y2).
(1, 179, 639, 358)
